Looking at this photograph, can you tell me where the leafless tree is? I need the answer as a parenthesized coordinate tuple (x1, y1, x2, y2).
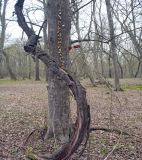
(105, 0, 121, 91)
(0, 0, 16, 80)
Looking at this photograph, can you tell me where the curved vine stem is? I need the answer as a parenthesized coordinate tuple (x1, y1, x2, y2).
(15, 0, 91, 159)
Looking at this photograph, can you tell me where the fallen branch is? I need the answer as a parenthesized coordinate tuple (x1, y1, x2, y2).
(90, 127, 142, 142)
(90, 127, 129, 135)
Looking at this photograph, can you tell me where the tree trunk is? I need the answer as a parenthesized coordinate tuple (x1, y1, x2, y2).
(0, 0, 16, 80)
(135, 61, 140, 78)
(105, 0, 121, 91)
(28, 56, 31, 79)
(117, 60, 123, 79)
(100, 52, 104, 76)
(3, 52, 17, 80)
(108, 55, 112, 78)
(0, 0, 6, 78)
(99, 1, 104, 76)
(46, 0, 71, 142)
(72, 1, 96, 86)
(0, 55, 4, 78)
(35, 56, 40, 81)
(43, 0, 48, 82)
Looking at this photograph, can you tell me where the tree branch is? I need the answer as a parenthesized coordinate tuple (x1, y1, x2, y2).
(72, 0, 94, 14)
(90, 127, 129, 135)
(15, 0, 35, 38)
(71, 38, 109, 44)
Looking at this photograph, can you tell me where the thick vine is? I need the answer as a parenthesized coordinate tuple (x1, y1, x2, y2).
(15, 0, 91, 160)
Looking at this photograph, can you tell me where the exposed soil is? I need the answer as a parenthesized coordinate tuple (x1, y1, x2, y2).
(0, 79, 142, 160)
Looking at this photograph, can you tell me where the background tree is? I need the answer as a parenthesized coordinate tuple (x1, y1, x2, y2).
(0, 0, 16, 80)
(105, 0, 121, 91)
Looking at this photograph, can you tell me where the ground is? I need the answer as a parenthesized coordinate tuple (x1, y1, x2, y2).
(0, 79, 142, 160)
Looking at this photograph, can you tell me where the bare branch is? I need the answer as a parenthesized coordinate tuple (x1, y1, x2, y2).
(73, 0, 94, 14)
(71, 38, 109, 44)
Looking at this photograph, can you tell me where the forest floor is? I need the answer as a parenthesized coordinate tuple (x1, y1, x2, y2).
(0, 78, 142, 160)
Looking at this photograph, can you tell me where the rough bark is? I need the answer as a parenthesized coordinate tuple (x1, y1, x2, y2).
(45, 0, 71, 142)
(15, 0, 90, 159)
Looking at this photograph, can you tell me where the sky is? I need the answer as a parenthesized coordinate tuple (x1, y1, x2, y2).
(5, 0, 43, 45)
(4, 0, 93, 46)
(4, 0, 140, 47)
(6, 1, 22, 43)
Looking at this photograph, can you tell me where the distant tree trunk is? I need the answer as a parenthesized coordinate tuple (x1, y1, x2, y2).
(45, 0, 71, 142)
(3, 52, 17, 80)
(99, 1, 104, 76)
(118, 60, 123, 78)
(0, 55, 3, 78)
(43, 0, 48, 82)
(0, 0, 16, 80)
(128, 61, 134, 78)
(0, 0, 3, 77)
(105, 0, 121, 91)
(100, 52, 104, 76)
(135, 61, 141, 78)
(35, 56, 40, 81)
(92, 22, 99, 79)
(22, 55, 27, 80)
(108, 55, 112, 78)
(112, 0, 142, 77)
(72, 1, 96, 86)
(28, 56, 31, 79)
(75, 31, 96, 86)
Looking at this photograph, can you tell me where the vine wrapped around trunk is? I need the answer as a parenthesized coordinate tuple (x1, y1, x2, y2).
(15, 0, 91, 159)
